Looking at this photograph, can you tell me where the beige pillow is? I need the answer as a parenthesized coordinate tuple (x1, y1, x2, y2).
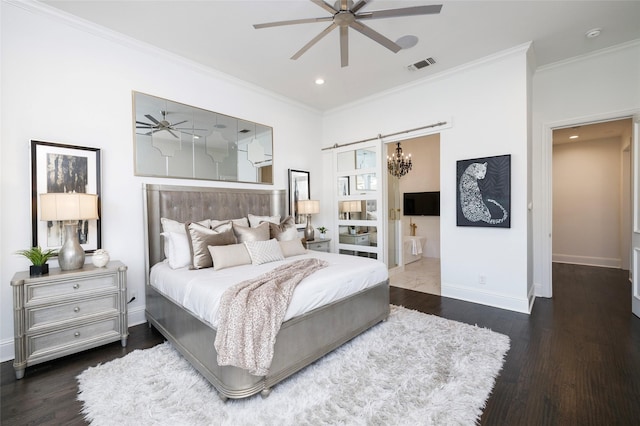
(210, 217, 249, 233)
(232, 222, 270, 243)
(279, 239, 307, 258)
(186, 222, 236, 269)
(209, 243, 252, 271)
(248, 213, 281, 228)
(269, 216, 298, 241)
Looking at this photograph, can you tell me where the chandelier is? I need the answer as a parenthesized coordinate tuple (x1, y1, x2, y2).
(387, 142, 412, 178)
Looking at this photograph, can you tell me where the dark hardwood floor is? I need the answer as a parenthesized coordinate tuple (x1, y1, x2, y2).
(2, 263, 639, 425)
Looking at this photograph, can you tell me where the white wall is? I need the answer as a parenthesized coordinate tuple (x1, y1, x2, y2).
(323, 44, 533, 313)
(0, 2, 323, 361)
(393, 134, 441, 258)
(552, 138, 622, 267)
(532, 40, 640, 297)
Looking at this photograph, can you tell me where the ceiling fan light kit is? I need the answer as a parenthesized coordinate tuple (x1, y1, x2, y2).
(254, 0, 442, 67)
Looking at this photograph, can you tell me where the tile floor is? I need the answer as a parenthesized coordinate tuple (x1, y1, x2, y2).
(389, 257, 441, 296)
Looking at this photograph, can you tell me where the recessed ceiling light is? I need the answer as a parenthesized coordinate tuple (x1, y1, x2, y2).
(315, 78, 325, 85)
(569, 135, 579, 139)
(585, 28, 601, 38)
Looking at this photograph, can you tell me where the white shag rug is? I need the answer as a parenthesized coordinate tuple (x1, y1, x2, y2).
(77, 306, 509, 425)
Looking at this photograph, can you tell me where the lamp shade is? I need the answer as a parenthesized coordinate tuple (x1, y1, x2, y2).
(40, 193, 99, 221)
(340, 200, 362, 213)
(297, 199, 320, 215)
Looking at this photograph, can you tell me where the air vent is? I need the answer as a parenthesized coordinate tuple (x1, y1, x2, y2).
(407, 57, 436, 71)
(239, 129, 250, 133)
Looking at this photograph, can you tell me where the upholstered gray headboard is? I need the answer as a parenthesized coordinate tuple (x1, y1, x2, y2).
(143, 184, 286, 276)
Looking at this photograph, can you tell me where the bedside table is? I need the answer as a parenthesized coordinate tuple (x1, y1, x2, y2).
(11, 261, 128, 379)
(304, 238, 331, 252)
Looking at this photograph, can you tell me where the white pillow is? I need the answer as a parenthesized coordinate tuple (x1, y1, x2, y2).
(208, 243, 252, 271)
(161, 217, 209, 234)
(244, 239, 285, 265)
(161, 231, 191, 269)
(269, 216, 298, 241)
(248, 213, 281, 228)
(279, 239, 307, 258)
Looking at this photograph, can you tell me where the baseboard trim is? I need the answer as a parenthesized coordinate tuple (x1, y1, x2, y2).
(552, 254, 621, 269)
(0, 305, 148, 363)
(441, 283, 531, 314)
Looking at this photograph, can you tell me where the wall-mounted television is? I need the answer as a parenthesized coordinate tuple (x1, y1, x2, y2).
(403, 191, 440, 216)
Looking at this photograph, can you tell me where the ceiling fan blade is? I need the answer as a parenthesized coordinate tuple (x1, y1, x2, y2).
(349, 21, 401, 53)
(357, 4, 443, 20)
(170, 120, 188, 127)
(311, 0, 338, 15)
(291, 23, 338, 60)
(351, 0, 370, 14)
(254, 16, 332, 29)
(145, 114, 161, 125)
(340, 26, 348, 67)
(167, 129, 180, 139)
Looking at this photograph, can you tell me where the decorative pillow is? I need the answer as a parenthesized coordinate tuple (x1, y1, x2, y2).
(186, 222, 237, 269)
(161, 231, 192, 269)
(244, 239, 285, 265)
(279, 239, 307, 258)
(161, 217, 208, 234)
(232, 222, 270, 243)
(208, 243, 252, 271)
(210, 217, 249, 233)
(269, 216, 298, 241)
(248, 213, 281, 228)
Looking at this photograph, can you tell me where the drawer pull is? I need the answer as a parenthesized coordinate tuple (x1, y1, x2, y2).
(73, 284, 80, 289)
(74, 332, 80, 337)
(73, 307, 80, 313)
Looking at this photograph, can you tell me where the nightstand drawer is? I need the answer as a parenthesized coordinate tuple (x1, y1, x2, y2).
(27, 317, 121, 360)
(27, 294, 119, 331)
(307, 241, 329, 252)
(339, 234, 370, 245)
(27, 275, 117, 304)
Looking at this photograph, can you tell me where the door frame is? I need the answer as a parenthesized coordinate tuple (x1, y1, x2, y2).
(540, 108, 640, 298)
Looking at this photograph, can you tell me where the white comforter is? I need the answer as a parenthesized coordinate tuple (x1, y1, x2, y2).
(150, 251, 388, 328)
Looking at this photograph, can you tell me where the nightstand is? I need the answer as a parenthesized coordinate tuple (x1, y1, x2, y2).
(304, 238, 331, 252)
(11, 261, 128, 379)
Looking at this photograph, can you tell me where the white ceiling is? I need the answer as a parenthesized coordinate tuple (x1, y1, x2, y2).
(41, 0, 640, 111)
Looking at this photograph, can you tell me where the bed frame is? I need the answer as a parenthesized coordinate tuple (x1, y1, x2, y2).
(143, 183, 390, 400)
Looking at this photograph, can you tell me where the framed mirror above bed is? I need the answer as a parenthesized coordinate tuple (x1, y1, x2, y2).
(133, 92, 273, 184)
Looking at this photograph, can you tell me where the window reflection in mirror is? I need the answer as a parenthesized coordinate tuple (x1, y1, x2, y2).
(133, 92, 273, 183)
(356, 149, 376, 169)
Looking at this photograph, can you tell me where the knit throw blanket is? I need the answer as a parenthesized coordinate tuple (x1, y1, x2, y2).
(214, 258, 329, 376)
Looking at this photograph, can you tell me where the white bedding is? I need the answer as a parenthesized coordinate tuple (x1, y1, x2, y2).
(150, 251, 388, 328)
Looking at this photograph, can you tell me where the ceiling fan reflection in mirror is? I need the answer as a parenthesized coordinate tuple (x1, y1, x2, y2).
(253, 0, 442, 67)
(136, 111, 204, 139)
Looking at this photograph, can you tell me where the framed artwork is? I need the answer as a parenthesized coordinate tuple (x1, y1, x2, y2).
(456, 154, 510, 228)
(288, 169, 310, 228)
(338, 176, 350, 196)
(31, 140, 102, 252)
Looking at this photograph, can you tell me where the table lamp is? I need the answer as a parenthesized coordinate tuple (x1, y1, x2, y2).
(297, 199, 319, 241)
(40, 193, 99, 270)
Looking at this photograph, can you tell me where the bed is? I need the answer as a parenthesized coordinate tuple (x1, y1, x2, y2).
(143, 184, 390, 400)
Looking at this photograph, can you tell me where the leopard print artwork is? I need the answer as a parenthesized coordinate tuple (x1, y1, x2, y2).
(459, 162, 508, 225)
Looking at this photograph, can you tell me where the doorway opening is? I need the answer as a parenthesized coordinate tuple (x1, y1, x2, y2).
(551, 118, 632, 276)
(386, 133, 441, 295)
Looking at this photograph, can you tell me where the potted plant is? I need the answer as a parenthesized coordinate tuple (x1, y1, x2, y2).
(316, 226, 328, 239)
(16, 246, 57, 276)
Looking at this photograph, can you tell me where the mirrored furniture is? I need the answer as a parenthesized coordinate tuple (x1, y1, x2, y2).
(11, 261, 128, 379)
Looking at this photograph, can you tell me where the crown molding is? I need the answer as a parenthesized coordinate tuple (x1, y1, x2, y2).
(5, 0, 322, 115)
(536, 39, 640, 73)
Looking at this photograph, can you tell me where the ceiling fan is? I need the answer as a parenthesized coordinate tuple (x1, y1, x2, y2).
(136, 111, 200, 139)
(253, 0, 442, 67)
